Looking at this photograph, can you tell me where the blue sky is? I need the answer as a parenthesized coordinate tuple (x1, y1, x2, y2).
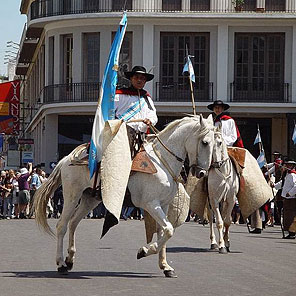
(0, 1, 26, 76)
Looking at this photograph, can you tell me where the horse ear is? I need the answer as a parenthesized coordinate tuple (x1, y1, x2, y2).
(200, 115, 206, 129)
(216, 125, 221, 132)
(206, 114, 213, 125)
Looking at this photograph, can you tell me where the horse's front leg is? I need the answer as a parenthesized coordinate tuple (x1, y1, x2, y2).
(157, 222, 177, 278)
(137, 202, 174, 261)
(208, 207, 218, 251)
(212, 204, 227, 254)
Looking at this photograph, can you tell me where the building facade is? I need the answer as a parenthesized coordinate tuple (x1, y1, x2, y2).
(16, 0, 296, 172)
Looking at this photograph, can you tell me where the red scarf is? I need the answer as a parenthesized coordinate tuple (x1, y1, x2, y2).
(215, 114, 244, 148)
(115, 88, 151, 97)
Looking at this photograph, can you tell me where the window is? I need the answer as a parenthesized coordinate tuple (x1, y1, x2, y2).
(190, 0, 210, 11)
(83, 33, 100, 83)
(243, 0, 256, 11)
(60, 0, 71, 14)
(234, 33, 285, 102)
(112, 0, 132, 11)
(162, 0, 182, 11)
(265, 0, 286, 11)
(160, 32, 210, 101)
(63, 35, 73, 85)
(83, 0, 101, 12)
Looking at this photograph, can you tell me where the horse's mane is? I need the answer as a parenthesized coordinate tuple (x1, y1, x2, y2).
(158, 116, 200, 137)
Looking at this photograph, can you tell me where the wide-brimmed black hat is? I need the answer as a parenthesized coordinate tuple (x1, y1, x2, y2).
(124, 66, 154, 82)
(272, 151, 281, 156)
(207, 100, 230, 111)
(284, 160, 296, 165)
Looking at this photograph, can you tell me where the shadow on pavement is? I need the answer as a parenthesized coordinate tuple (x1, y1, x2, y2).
(167, 246, 243, 254)
(1, 270, 158, 279)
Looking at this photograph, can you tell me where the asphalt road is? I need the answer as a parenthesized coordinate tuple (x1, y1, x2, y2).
(0, 219, 294, 296)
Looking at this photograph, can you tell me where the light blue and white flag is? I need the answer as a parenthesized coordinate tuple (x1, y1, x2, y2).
(257, 150, 266, 168)
(292, 124, 296, 145)
(88, 12, 128, 178)
(183, 55, 195, 83)
(254, 128, 262, 145)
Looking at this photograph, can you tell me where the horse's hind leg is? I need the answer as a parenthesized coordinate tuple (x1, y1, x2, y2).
(66, 195, 101, 271)
(56, 193, 82, 274)
(137, 203, 174, 260)
(222, 198, 235, 253)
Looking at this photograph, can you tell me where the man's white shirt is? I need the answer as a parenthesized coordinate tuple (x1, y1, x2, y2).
(275, 172, 296, 199)
(215, 118, 237, 146)
(114, 93, 157, 132)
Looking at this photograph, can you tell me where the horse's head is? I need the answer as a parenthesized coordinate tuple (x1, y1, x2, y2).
(186, 114, 215, 178)
(211, 128, 229, 168)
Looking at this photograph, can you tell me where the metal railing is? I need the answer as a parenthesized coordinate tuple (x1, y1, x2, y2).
(41, 82, 100, 104)
(30, 0, 294, 20)
(230, 82, 290, 102)
(155, 82, 214, 102)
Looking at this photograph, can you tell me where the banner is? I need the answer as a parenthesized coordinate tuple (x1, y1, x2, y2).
(0, 80, 20, 135)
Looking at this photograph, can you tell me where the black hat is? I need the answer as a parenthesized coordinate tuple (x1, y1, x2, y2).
(272, 151, 281, 156)
(284, 160, 296, 165)
(207, 100, 230, 111)
(124, 66, 154, 82)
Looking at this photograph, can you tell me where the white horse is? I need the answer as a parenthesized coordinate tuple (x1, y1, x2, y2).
(33, 115, 215, 277)
(207, 131, 239, 254)
(157, 130, 239, 271)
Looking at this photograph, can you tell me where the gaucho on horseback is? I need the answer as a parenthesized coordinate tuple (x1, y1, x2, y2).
(115, 65, 158, 156)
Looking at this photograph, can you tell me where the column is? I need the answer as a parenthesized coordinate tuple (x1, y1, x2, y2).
(286, 0, 296, 11)
(183, 0, 190, 12)
(53, 33, 60, 84)
(72, 31, 82, 83)
(216, 24, 229, 101)
(142, 23, 154, 95)
(44, 114, 59, 172)
(257, 0, 265, 9)
(291, 25, 296, 102)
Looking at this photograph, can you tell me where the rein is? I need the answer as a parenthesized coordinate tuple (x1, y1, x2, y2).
(149, 124, 184, 163)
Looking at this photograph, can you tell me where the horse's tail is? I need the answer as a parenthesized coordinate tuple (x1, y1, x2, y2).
(34, 157, 65, 237)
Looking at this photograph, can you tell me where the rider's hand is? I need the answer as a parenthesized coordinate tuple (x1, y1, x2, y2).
(143, 118, 152, 126)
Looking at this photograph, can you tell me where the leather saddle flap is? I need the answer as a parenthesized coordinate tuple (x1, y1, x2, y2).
(227, 147, 246, 176)
(131, 148, 157, 174)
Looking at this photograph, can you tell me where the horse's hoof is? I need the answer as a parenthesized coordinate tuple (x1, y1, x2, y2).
(219, 247, 228, 254)
(57, 265, 69, 275)
(65, 257, 73, 271)
(137, 248, 146, 260)
(164, 270, 178, 278)
(226, 246, 230, 253)
(210, 243, 219, 251)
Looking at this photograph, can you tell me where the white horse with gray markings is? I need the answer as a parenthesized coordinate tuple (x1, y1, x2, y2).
(33, 115, 215, 278)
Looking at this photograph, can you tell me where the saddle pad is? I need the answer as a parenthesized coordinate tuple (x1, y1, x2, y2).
(227, 147, 246, 169)
(131, 149, 157, 174)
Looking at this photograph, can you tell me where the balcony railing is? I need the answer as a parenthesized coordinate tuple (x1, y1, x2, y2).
(42, 82, 100, 104)
(30, 0, 294, 20)
(230, 82, 290, 103)
(155, 82, 214, 102)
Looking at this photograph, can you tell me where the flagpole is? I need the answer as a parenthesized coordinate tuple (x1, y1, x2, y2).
(185, 45, 196, 115)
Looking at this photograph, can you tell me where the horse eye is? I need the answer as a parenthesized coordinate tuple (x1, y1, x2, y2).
(202, 141, 208, 145)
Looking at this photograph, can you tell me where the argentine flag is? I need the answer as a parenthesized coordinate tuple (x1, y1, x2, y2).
(183, 55, 195, 83)
(257, 150, 266, 169)
(254, 128, 262, 145)
(292, 124, 296, 145)
(88, 13, 128, 178)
